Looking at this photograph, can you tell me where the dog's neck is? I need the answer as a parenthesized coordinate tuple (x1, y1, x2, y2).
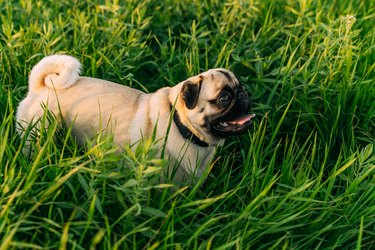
(171, 106, 209, 148)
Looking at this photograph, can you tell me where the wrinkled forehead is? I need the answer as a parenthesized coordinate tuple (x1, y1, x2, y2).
(201, 68, 239, 88)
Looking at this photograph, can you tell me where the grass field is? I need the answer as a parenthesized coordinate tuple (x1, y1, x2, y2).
(1, 0, 374, 249)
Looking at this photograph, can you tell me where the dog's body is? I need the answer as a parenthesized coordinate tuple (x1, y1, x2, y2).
(17, 55, 254, 182)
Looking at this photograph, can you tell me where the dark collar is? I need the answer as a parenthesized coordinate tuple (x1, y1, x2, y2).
(171, 106, 209, 148)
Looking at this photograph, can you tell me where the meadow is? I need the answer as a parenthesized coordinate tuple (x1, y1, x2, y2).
(0, 0, 374, 249)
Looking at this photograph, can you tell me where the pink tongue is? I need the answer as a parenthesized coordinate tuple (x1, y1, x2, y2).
(228, 114, 256, 126)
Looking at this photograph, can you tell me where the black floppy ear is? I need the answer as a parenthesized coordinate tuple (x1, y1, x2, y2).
(181, 76, 203, 110)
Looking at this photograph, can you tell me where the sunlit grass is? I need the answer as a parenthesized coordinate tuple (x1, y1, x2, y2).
(1, 0, 374, 249)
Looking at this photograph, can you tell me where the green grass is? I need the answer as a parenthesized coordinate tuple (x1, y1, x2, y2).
(1, 0, 374, 249)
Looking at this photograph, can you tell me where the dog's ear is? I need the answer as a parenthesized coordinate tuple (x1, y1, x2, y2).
(181, 76, 203, 110)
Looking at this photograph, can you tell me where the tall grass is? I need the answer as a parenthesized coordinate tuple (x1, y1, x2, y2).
(1, 0, 374, 249)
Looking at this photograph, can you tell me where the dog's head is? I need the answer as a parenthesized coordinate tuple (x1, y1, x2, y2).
(175, 68, 255, 146)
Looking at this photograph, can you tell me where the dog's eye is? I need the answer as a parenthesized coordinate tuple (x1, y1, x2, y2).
(218, 92, 232, 105)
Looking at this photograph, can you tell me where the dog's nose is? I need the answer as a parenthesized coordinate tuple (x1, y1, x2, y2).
(237, 90, 250, 113)
(238, 91, 247, 101)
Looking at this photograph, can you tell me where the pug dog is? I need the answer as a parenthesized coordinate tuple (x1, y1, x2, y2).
(16, 55, 255, 182)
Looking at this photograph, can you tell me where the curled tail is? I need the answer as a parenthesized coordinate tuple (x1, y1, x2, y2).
(29, 55, 81, 92)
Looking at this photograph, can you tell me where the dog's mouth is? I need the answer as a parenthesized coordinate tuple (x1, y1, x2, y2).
(210, 113, 255, 137)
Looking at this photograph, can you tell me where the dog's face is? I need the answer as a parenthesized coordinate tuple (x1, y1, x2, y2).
(177, 68, 255, 145)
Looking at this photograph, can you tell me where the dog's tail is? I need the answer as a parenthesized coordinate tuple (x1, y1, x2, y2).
(29, 55, 81, 92)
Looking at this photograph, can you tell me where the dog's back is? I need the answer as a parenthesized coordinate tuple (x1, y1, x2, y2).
(16, 55, 145, 148)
